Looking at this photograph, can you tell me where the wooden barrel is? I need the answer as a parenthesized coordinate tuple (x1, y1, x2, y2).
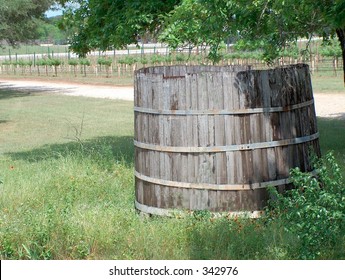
(134, 64, 320, 216)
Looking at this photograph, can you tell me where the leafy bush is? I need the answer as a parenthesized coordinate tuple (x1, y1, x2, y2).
(97, 57, 112, 66)
(140, 57, 148, 65)
(17, 59, 33, 67)
(79, 58, 91, 66)
(117, 56, 138, 66)
(175, 53, 187, 62)
(97, 57, 112, 77)
(1, 60, 11, 66)
(49, 58, 62, 66)
(319, 39, 342, 58)
(36, 59, 48, 66)
(164, 55, 173, 64)
(68, 59, 79, 76)
(265, 152, 345, 259)
(279, 45, 299, 59)
(150, 54, 165, 64)
(68, 59, 79, 66)
(233, 39, 266, 52)
(224, 51, 263, 60)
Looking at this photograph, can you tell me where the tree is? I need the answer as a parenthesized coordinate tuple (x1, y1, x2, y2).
(59, 0, 345, 84)
(37, 16, 68, 44)
(160, 0, 237, 63)
(161, 0, 345, 83)
(58, 0, 180, 57)
(0, 0, 56, 46)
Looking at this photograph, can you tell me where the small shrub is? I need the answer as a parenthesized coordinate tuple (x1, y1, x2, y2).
(68, 59, 79, 76)
(79, 58, 91, 76)
(97, 57, 112, 77)
(36, 58, 52, 76)
(97, 57, 112, 67)
(150, 54, 165, 65)
(175, 53, 187, 63)
(50, 58, 62, 66)
(265, 152, 345, 259)
(68, 59, 79, 66)
(50, 58, 62, 76)
(36, 58, 48, 66)
(164, 55, 173, 64)
(17, 59, 29, 67)
(79, 58, 91, 66)
(1, 60, 11, 66)
(117, 56, 139, 72)
(319, 39, 342, 58)
(140, 57, 148, 65)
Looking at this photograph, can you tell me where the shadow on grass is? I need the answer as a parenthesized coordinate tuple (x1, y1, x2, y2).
(0, 84, 75, 100)
(5, 135, 134, 168)
(317, 117, 345, 154)
(0, 87, 33, 100)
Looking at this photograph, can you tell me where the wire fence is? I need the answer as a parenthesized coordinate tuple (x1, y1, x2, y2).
(0, 44, 343, 78)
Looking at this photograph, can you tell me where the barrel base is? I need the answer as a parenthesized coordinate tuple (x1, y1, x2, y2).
(135, 200, 264, 218)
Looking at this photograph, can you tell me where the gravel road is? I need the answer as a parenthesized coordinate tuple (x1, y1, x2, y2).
(1, 78, 344, 119)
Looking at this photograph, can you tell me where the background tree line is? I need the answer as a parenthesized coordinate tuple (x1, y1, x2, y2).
(1, 0, 344, 83)
(58, 0, 345, 83)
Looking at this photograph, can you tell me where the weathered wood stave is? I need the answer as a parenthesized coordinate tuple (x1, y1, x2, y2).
(134, 64, 320, 214)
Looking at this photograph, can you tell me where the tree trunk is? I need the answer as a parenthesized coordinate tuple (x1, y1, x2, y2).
(336, 28, 345, 86)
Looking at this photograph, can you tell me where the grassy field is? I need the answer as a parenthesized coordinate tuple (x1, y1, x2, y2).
(0, 79, 344, 260)
(311, 72, 345, 93)
(0, 45, 70, 56)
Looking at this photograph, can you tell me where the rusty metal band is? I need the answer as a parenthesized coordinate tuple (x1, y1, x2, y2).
(134, 99, 314, 116)
(135, 200, 264, 218)
(134, 132, 319, 153)
(135, 169, 318, 192)
(135, 170, 291, 190)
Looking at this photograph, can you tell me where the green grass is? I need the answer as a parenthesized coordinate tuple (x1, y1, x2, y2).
(0, 90, 133, 152)
(318, 118, 345, 178)
(311, 72, 345, 93)
(0, 86, 344, 260)
(0, 45, 70, 56)
(0, 44, 160, 56)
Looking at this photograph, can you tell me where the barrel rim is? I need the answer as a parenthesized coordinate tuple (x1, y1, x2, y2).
(134, 63, 310, 76)
(134, 64, 251, 76)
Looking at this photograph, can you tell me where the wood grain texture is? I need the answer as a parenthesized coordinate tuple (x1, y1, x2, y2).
(134, 64, 321, 214)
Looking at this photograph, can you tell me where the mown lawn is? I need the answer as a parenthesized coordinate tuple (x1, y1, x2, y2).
(0, 84, 344, 260)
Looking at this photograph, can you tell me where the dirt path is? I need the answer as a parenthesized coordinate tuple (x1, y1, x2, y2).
(0, 78, 134, 101)
(1, 78, 344, 119)
(313, 93, 345, 120)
